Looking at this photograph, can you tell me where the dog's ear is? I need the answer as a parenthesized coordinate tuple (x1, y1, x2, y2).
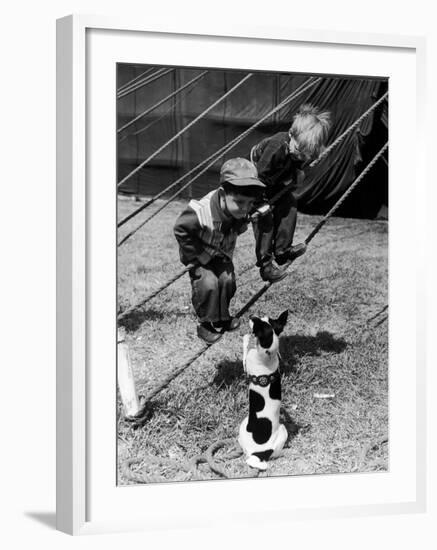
(270, 310, 288, 335)
(278, 310, 288, 327)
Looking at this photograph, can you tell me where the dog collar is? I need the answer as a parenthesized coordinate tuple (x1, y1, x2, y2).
(246, 369, 280, 387)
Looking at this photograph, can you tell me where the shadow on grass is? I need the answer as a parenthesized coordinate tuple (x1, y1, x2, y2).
(119, 307, 191, 333)
(279, 331, 347, 365)
(211, 331, 348, 389)
(211, 359, 244, 388)
(281, 406, 309, 441)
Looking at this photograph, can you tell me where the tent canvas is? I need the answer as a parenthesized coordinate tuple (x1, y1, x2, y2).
(117, 65, 388, 219)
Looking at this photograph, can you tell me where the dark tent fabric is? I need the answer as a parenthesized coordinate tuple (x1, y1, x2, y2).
(117, 65, 388, 219)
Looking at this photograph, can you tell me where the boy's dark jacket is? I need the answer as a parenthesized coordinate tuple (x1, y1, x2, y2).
(252, 132, 305, 195)
(174, 189, 248, 266)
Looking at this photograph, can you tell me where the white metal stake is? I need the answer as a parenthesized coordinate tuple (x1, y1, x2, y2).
(117, 328, 140, 417)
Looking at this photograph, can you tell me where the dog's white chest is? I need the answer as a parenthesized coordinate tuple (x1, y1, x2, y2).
(244, 344, 279, 377)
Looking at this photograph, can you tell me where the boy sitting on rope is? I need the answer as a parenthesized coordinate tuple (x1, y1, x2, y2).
(250, 103, 331, 282)
(174, 158, 265, 344)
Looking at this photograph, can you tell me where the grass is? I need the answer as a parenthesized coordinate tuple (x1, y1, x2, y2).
(117, 195, 388, 484)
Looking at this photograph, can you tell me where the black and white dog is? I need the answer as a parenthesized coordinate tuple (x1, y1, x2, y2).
(238, 311, 289, 470)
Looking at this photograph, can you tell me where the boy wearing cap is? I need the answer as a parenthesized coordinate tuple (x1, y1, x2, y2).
(174, 158, 265, 344)
(250, 103, 331, 282)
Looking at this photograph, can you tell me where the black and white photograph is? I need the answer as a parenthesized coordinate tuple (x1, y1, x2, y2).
(116, 64, 389, 485)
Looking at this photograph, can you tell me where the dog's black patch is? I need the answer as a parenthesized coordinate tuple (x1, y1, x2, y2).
(247, 416, 273, 445)
(269, 376, 281, 400)
(251, 317, 274, 349)
(252, 449, 274, 461)
(247, 389, 272, 444)
(248, 389, 265, 413)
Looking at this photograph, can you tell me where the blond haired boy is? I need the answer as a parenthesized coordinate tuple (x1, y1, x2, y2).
(250, 104, 331, 282)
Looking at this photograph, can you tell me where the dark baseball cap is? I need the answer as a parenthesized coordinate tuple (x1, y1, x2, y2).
(219, 158, 265, 188)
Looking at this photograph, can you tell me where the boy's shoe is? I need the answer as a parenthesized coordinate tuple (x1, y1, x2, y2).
(216, 317, 241, 332)
(197, 322, 223, 345)
(259, 263, 287, 283)
(275, 243, 307, 265)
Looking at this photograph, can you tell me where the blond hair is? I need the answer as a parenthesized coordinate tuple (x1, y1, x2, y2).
(288, 104, 331, 161)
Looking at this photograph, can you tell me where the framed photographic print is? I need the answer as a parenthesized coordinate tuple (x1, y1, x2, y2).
(56, 15, 427, 535)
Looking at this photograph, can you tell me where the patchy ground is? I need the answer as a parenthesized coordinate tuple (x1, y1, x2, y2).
(117, 196, 388, 484)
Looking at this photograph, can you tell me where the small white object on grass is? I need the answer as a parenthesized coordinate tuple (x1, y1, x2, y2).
(313, 393, 335, 399)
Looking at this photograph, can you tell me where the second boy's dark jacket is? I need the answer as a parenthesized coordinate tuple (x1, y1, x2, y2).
(251, 131, 305, 196)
